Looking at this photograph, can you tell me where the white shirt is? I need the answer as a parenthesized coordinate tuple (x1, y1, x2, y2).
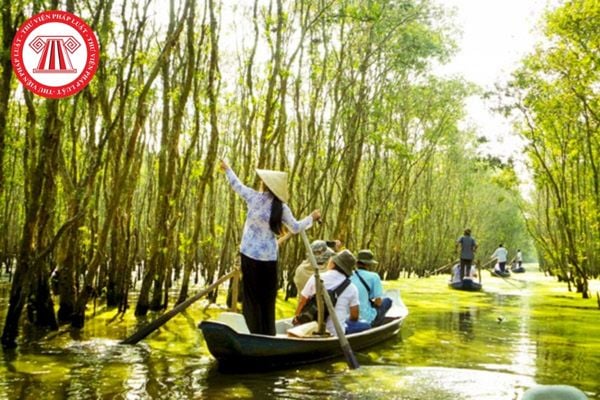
(301, 269, 359, 335)
(492, 247, 508, 262)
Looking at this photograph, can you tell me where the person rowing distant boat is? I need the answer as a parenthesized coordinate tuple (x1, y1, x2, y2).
(490, 244, 508, 274)
(456, 228, 478, 280)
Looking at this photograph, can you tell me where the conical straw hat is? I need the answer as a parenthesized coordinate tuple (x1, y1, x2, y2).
(256, 169, 289, 202)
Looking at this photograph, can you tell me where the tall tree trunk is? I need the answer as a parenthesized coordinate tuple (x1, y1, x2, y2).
(1, 98, 61, 348)
(138, 0, 198, 314)
(0, 0, 18, 198)
(256, 0, 285, 170)
(72, 3, 190, 327)
(177, 0, 220, 304)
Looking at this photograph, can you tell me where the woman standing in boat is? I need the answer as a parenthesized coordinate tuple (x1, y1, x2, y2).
(220, 160, 320, 335)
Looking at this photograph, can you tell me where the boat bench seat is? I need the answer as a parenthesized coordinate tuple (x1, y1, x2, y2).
(276, 320, 294, 334)
(216, 312, 250, 334)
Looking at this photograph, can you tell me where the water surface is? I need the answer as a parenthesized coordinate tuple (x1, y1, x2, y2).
(0, 266, 598, 399)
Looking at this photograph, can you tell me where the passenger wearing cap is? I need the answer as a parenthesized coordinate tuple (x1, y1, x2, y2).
(294, 249, 371, 335)
(293, 240, 335, 297)
(351, 250, 393, 327)
(220, 160, 321, 336)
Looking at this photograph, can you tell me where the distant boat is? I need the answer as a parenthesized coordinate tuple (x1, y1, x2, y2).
(199, 290, 409, 373)
(449, 278, 482, 291)
(491, 265, 511, 277)
(448, 264, 481, 291)
(511, 264, 525, 273)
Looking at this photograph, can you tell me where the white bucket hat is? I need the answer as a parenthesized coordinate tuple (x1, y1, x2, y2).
(310, 240, 335, 264)
(256, 169, 289, 202)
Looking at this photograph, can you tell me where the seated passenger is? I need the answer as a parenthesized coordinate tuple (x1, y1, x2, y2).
(351, 250, 392, 327)
(293, 240, 334, 297)
(294, 250, 371, 335)
(451, 264, 462, 283)
(452, 264, 477, 283)
(493, 262, 505, 274)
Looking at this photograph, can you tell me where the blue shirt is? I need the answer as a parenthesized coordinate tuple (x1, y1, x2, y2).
(350, 269, 384, 324)
(225, 168, 313, 261)
(457, 235, 477, 260)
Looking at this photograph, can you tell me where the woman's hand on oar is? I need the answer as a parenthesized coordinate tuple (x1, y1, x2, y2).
(219, 159, 229, 172)
(311, 209, 322, 222)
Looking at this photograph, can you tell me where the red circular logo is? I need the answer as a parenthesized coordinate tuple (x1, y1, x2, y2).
(11, 10, 99, 99)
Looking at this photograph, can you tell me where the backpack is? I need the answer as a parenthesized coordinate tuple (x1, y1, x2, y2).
(295, 278, 351, 325)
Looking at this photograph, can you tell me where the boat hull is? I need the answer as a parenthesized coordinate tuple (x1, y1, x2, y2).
(449, 279, 482, 291)
(199, 316, 404, 372)
(491, 270, 511, 278)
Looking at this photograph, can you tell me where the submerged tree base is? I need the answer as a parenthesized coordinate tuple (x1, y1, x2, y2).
(71, 313, 85, 329)
(135, 303, 149, 317)
(1, 335, 17, 349)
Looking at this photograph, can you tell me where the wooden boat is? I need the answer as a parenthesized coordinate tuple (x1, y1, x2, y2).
(491, 269, 511, 277)
(198, 290, 409, 372)
(449, 278, 482, 291)
(491, 264, 511, 277)
(448, 264, 481, 291)
(511, 265, 525, 273)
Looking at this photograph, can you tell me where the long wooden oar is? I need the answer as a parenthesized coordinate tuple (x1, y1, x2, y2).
(121, 269, 239, 345)
(300, 230, 360, 369)
(481, 258, 496, 270)
(425, 259, 459, 277)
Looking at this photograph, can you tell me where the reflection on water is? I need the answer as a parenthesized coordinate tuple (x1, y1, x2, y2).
(0, 271, 599, 399)
(192, 364, 538, 400)
(457, 307, 476, 341)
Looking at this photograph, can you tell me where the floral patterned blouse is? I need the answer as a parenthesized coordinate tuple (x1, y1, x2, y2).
(225, 168, 313, 261)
